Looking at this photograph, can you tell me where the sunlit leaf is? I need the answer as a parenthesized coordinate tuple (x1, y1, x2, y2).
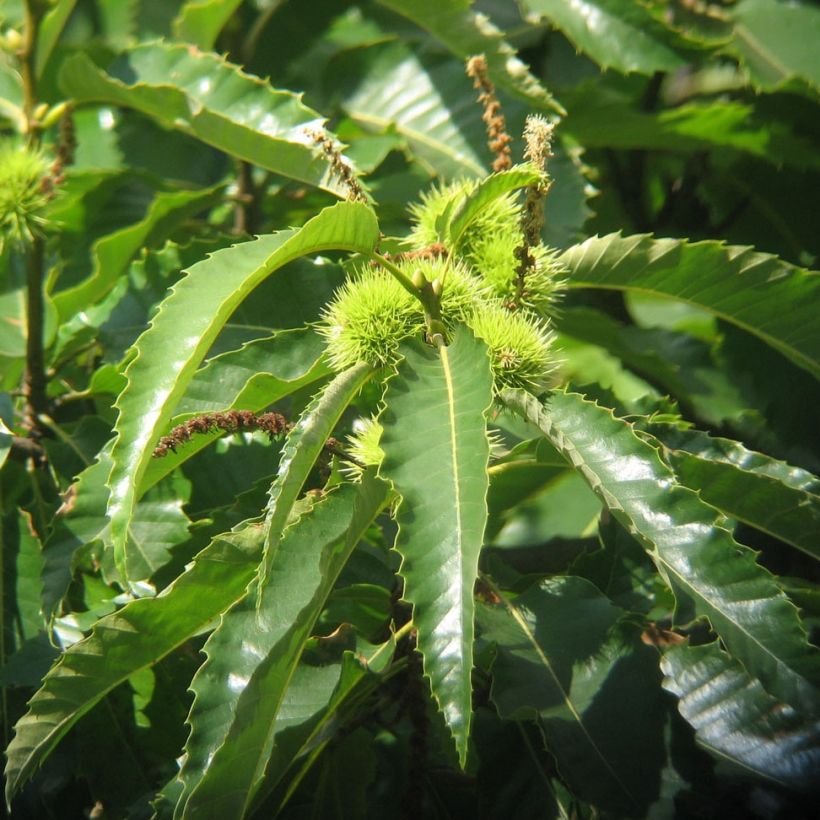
(105, 201, 379, 583)
(560, 233, 820, 380)
(4, 524, 265, 803)
(59, 43, 357, 196)
(502, 389, 820, 716)
(662, 641, 820, 790)
(379, 328, 493, 765)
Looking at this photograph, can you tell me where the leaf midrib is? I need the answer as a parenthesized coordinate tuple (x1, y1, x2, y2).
(495, 586, 640, 809)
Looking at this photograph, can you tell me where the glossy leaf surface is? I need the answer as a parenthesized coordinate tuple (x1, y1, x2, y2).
(377, 0, 564, 113)
(480, 576, 664, 815)
(59, 43, 354, 196)
(379, 328, 493, 765)
(179, 476, 390, 818)
(662, 641, 820, 790)
(258, 362, 373, 597)
(502, 389, 820, 716)
(521, 0, 693, 75)
(651, 425, 820, 561)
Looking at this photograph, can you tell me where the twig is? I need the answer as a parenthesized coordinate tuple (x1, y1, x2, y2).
(18, 0, 50, 435)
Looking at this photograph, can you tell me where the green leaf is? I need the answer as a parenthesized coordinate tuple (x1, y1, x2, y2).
(172, 0, 243, 49)
(554, 306, 753, 429)
(501, 389, 820, 716)
(479, 576, 665, 815)
(662, 641, 820, 790)
(3, 524, 265, 803)
(561, 92, 820, 171)
(342, 42, 489, 179)
(178, 476, 391, 818)
(105, 201, 379, 582)
(253, 639, 397, 814)
(650, 425, 820, 561)
(35, 0, 78, 77)
(445, 165, 545, 248)
(376, 0, 564, 114)
(53, 183, 225, 319)
(520, 0, 694, 75)
(59, 43, 356, 197)
(258, 362, 373, 597)
(729, 0, 820, 91)
(379, 328, 493, 766)
(560, 233, 820, 380)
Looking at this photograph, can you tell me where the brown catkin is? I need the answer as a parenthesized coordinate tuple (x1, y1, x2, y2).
(512, 115, 554, 307)
(306, 127, 368, 203)
(466, 54, 512, 172)
(152, 410, 289, 457)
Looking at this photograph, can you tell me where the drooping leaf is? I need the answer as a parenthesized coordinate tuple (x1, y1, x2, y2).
(662, 641, 820, 790)
(560, 233, 820, 379)
(258, 362, 373, 597)
(376, 0, 564, 114)
(379, 328, 493, 766)
(479, 576, 665, 816)
(53, 183, 225, 319)
(520, 0, 696, 75)
(3, 524, 265, 803)
(650, 425, 820, 561)
(178, 476, 391, 818)
(172, 0, 243, 49)
(59, 43, 357, 197)
(502, 389, 820, 716)
(105, 201, 379, 582)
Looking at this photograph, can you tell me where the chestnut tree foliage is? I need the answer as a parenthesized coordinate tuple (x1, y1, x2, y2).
(1, 1, 819, 818)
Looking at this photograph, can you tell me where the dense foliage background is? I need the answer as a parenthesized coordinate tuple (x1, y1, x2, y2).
(1, 1, 819, 818)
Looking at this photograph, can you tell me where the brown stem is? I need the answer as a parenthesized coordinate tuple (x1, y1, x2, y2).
(19, 1, 50, 434)
(23, 236, 48, 431)
(233, 160, 259, 235)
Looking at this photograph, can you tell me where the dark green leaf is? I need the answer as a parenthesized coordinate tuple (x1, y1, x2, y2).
(652, 425, 820, 560)
(662, 641, 820, 790)
(4, 524, 265, 803)
(502, 389, 820, 716)
(480, 576, 665, 815)
(560, 233, 820, 379)
(379, 328, 493, 766)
